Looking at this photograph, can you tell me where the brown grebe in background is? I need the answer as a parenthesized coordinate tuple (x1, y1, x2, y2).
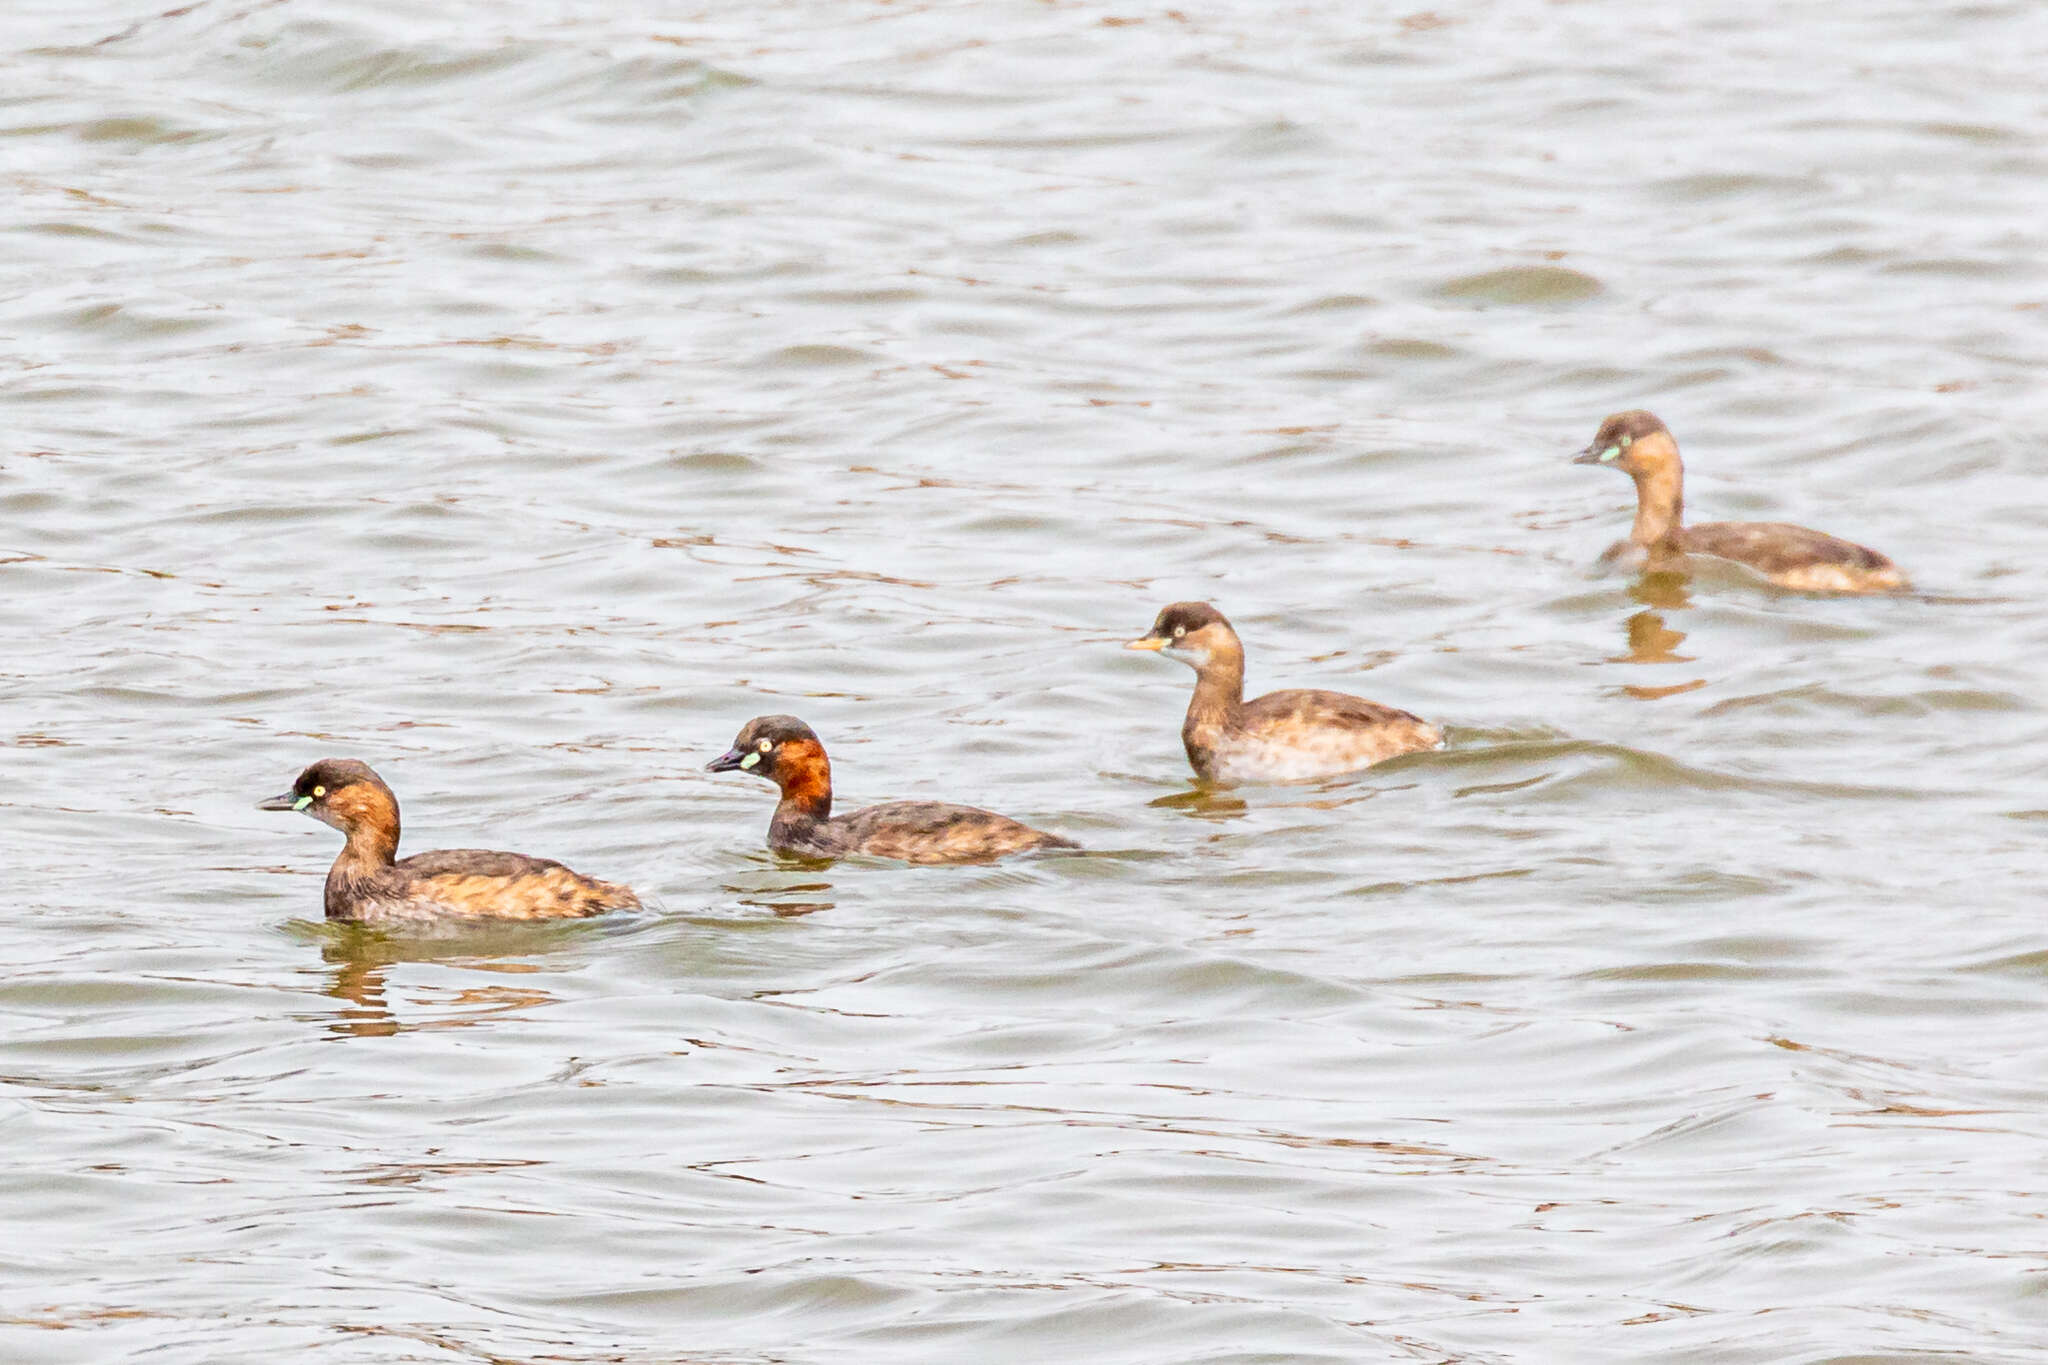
(1126, 601, 1441, 785)
(1574, 409, 1908, 593)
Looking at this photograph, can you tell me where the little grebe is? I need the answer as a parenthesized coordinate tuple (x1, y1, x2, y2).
(259, 758, 641, 926)
(707, 715, 1076, 864)
(1127, 601, 1441, 785)
(1574, 409, 1907, 593)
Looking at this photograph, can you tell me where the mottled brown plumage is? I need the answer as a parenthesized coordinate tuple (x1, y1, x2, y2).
(259, 758, 641, 926)
(1574, 409, 1908, 593)
(706, 715, 1077, 864)
(1126, 602, 1441, 785)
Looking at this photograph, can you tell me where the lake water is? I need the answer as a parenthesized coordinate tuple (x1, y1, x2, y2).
(5, 2, 2047, 1361)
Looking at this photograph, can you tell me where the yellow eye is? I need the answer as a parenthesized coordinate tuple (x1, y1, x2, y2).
(757, 738, 772, 753)
(312, 785, 325, 798)
(1173, 624, 1186, 638)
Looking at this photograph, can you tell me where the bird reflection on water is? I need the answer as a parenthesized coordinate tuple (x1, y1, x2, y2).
(732, 880, 838, 918)
(311, 929, 574, 1039)
(1610, 572, 1708, 700)
(1146, 788, 1250, 820)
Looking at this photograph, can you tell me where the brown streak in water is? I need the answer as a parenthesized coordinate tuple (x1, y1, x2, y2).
(3, 1307, 173, 1329)
(352, 1157, 544, 1188)
(761, 1085, 1483, 1160)
(928, 1262, 1518, 1314)
(1621, 1304, 1714, 1325)
(1118, 512, 1536, 559)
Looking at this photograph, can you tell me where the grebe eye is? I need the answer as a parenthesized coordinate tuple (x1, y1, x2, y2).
(1619, 434, 1633, 448)
(757, 738, 772, 753)
(1173, 624, 1186, 638)
(312, 786, 326, 798)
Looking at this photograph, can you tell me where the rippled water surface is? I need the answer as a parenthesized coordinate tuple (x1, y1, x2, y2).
(6, 2, 2048, 1361)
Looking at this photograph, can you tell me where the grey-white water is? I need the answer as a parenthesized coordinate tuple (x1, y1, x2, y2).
(5, 2, 2047, 1361)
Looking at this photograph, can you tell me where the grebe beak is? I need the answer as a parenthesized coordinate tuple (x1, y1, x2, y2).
(1125, 636, 1167, 652)
(705, 749, 748, 773)
(257, 790, 302, 811)
(1572, 441, 1619, 465)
